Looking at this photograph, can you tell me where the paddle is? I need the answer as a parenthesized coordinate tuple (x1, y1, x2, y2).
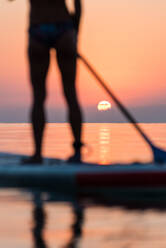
(78, 53, 166, 164)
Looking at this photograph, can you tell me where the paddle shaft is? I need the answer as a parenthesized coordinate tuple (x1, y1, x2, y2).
(78, 54, 154, 148)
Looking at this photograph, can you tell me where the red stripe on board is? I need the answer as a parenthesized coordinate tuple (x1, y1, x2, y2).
(77, 172, 166, 187)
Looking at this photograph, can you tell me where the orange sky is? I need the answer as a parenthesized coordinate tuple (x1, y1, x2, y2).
(0, 0, 166, 121)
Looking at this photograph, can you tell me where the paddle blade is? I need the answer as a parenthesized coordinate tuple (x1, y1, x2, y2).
(152, 145, 166, 164)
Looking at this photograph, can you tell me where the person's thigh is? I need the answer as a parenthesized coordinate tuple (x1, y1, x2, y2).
(55, 30, 77, 100)
(28, 37, 50, 96)
(55, 29, 77, 60)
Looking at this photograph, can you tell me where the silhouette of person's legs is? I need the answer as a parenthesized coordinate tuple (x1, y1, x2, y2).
(28, 38, 50, 162)
(63, 204, 84, 248)
(32, 205, 48, 248)
(22, 29, 83, 164)
(56, 30, 83, 162)
(32, 193, 48, 248)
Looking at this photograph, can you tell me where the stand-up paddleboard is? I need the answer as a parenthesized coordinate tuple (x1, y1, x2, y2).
(0, 152, 165, 188)
(1, 152, 166, 207)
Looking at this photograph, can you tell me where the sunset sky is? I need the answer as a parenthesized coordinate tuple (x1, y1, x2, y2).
(0, 0, 166, 122)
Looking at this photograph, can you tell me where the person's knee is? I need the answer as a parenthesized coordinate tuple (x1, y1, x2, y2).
(65, 96, 80, 111)
(33, 90, 47, 106)
(63, 88, 76, 104)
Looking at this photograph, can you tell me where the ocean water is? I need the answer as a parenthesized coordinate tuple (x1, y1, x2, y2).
(0, 123, 166, 248)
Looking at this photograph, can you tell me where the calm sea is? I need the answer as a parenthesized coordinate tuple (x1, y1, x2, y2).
(0, 123, 166, 248)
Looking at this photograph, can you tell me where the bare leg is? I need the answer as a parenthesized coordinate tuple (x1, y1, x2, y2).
(28, 38, 50, 162)
(56, 30, 83, 161)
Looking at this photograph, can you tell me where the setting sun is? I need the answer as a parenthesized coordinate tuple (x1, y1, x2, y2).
(97, 101, 112, 111)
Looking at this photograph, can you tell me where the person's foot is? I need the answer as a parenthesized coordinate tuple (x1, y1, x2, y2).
(67, 152, 82, 164)
(21, 155, 43, 165)
(67, 142, 84, 164)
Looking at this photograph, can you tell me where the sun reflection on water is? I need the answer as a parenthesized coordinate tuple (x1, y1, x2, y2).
(98, 125, 111, 165)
